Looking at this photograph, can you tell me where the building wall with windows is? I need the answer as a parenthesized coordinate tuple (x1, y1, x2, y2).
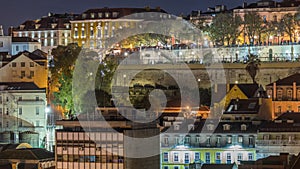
(160, 120, 258, 169)
(12, 13, 78, 53)
(71, 7, 167, 48)
(0, 50, 48, 88)
(0, 36, 12, 53)
(266, 73, 300, 119)
(0, 82, 47, 148)
(11, 37, 41, 55)
(256, 113, 300, 159)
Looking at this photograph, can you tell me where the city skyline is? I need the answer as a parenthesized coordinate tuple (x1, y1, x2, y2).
(0, 0, 260, 35)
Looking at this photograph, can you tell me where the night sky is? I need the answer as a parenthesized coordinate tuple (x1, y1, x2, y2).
(0, 0, 257, 35)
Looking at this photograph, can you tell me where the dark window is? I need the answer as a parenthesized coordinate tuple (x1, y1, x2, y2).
(21, 62, 25, 67)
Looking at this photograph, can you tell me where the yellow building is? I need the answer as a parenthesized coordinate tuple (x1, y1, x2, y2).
(0, 50, 48, 88)
(70, 7, 167, 48)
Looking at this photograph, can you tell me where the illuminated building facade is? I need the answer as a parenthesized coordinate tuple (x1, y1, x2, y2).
(233, 0, 300, 44)
(160, 120, 258, 169)
(266, 73, 300, 119)
(256, 113, 300, 159)
(70, 7, 167, 48)
(55, 108, 160, 169)
(0, 82, 47, 148)
(11, 13, 78, 53)
(0, 50, 48, 89)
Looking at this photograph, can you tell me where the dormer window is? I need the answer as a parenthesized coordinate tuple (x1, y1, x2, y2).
(90, 13, 95, 18)
(223, 124, 231, 131)
(207, 124, 214, 131)
(20, 25, 25, 30)
(174, 124, 180, 131)
(98, 13, 103, 18)
(188, 124, 194, 131)
(35, 24, 41, 29)
(82, 13, 87, 19)
(105, 12, 110, 18)
(51, 23, 57, 29)
(112, 12, 119, 18)
(241, 124, 247, 131)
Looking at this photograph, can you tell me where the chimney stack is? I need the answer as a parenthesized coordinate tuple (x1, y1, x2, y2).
(0, 25, 3, 36)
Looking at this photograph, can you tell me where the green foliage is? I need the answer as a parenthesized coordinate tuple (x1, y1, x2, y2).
(53, 73, 74, 114)
(244, 12, 264, 44)
(205, 13, 242, 46)
(50, 43, 81, 116)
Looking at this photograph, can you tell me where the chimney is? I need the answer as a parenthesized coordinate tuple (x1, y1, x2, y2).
(214, 83, 218, 93)
(0, 25, 3, 36)
(273, 82, 277, 100)
(293, 82, 296, 100)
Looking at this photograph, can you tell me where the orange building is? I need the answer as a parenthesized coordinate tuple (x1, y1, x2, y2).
(266, 73, 300, 119)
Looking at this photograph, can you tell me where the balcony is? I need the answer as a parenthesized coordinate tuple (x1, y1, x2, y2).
(256, 140, 300, 146)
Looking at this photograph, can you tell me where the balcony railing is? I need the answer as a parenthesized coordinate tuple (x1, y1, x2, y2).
(256, 140, 300, 146)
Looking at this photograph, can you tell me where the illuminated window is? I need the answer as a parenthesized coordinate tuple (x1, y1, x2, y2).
(227, 136, 232, 144)
(226, 153, 231, 164)
(205, 152, 210, 164)
(248, 153, 253, 160)
(90, 28, 94, 37)
(194, 152, 200, 162)
(163, 152, 168, 162)
(196, 136, 200, 143)
(238, 136, 243, 143)
(184, 153, 189, 163)
(238, 153, 243, 161)
(184, 136, 190, 144)
(216, 152, 221, 164)
(30, 71, 34, 78)
(105, 12, 110, 18)
(278, 106, 282, 113)
(98, 13, 103, 18)
(173, 152, 179, 162)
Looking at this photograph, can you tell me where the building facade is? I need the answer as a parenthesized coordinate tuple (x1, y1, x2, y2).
(160, 120, 258, 169)
(11, 13, 78, 53)
(266, 73, 300, 119)
(12, 37, 41, 55)
(256, 113, 300, 159)
(70, 7, 167, 48)
(0, 50, 48, 89)
(0, 82, 47, 148)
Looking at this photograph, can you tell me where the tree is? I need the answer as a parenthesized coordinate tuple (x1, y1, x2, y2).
(280, 13, 298, 43)
(50, 43, 81, 117)
(245, 54, 260, 84)
(244, 12, 264, 45)
(262, 21, 277, 44)
(206, 13, 242, 46)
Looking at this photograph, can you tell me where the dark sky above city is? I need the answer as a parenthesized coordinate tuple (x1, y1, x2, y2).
(0, 0, 259, 35)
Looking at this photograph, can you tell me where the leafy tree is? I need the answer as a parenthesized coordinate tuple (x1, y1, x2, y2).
(280, 13, 298, 42)
(50, 43, 81, 116)
(245, 54, 260, 84)
(244, 12, 264, 45)
(262, 21, 277, 44)
(206, 13, 242, 46)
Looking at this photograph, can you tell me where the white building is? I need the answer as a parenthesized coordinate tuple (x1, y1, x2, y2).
(0, 26, 12, 54)
(0, 82, 47, 148)
(12, 13, 78, 53)
(12, 37, 41, 55)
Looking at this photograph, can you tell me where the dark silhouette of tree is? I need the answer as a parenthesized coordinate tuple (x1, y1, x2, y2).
(246, 54, 260, 84)
(244, 12, 264, 45)
(206, 13, 242, 46)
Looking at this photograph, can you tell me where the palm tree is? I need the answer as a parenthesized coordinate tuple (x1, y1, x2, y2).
(246, 54, 260, 84)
